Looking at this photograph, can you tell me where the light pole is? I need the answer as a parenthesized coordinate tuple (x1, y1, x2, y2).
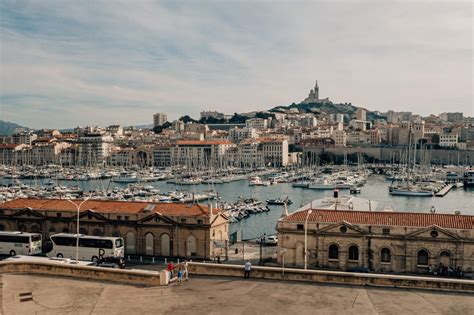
(66, 195, 91, 263)
(304, 209, 313, 270)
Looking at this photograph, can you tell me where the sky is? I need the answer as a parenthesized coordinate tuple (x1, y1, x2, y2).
(0, 0, 472, 129)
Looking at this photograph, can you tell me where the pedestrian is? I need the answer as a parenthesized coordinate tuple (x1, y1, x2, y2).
(177, 268, 183, 285)
(217, 255, 221, 264)
(183, 260, 189, 281)
(244, 260, 252, 279)
(167, 261, 175, 279)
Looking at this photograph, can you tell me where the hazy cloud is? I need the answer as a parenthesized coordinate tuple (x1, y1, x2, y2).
(1, 0, 472, 128)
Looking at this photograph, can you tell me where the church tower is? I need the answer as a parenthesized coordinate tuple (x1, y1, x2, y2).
(314, 80, 319, 100)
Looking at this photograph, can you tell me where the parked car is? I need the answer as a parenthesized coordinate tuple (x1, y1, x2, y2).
(96, 256, 126, 269)
(265, 235, 278, 246)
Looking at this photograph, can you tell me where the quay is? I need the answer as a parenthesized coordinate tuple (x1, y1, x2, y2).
(435, 184, 454, 197)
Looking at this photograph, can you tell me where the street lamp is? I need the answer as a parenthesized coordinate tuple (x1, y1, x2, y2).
(66, 195, 91, 263)
(304, 209, 313, 270)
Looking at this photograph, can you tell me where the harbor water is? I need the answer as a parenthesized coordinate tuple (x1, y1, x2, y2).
(2, 175, 473, 240)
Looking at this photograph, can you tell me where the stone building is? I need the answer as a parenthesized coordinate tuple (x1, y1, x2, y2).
(277, 209, 473, 274)
(0, 199, 229, 260)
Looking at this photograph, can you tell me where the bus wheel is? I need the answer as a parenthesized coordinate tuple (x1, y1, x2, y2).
(9, 250, 16, 256)
(92, 256, 99, 262)
(57, 253, 63, 258)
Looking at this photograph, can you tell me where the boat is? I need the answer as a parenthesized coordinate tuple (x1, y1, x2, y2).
(308, 178, 334, 190)
(349, 186, 361, 194)
(389, 185, 433, 197)
(463, 170, 474, 187)
(266, 198, 292, 205)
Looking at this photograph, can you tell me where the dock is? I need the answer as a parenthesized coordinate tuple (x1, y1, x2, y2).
(435, 184, 454, 197)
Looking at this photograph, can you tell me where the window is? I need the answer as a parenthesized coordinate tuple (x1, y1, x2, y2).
(297, 224, 304, 230)
(328, 244, 339, 260)
(62, 228, 70, 233)
(79, 228, 88, 235)
(57, 213, 62, 218)
(381, 248, 391, 263)
(430, 230, 438, 238)
(181, 219, 187, 224)
(382, 228, 390, 235)
(117, 216, 122, 220)
(340, 226, 347, 233)
(124, 216, 130, 221)
(197, 219, 203, 225)
(348, 246, 359, 261)
(417, 250, 429, 266)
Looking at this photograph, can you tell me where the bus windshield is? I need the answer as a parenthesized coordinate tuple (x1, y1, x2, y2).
(115, 239, 124, 248)
(31, 235, 41, 242)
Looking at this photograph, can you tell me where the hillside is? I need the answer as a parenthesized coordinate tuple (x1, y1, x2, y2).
(270, 102, 385, 121)
(0, 120, 29, 135)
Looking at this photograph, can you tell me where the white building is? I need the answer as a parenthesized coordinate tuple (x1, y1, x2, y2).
(332, 130, 347, 147)
(77, 133, 114, 166)
(356, 108, 367, 121)
(153, 113, 168, 127)
(172, 140, 235, 168)
(228, 127, 257, 143)
(439, 132, 458, 148)
(245, 118, 268, 130)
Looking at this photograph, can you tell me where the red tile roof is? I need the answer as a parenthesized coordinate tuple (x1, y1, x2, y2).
(282, 209, 473, 229)
(0, 198, 220, 217)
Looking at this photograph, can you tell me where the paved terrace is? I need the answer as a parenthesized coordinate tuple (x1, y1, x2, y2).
(2, 274, 473, 314)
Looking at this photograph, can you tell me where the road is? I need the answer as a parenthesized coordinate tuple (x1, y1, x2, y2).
(2, 274, 473, 314)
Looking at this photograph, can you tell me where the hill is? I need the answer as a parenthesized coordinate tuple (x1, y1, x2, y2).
(0, 120, 29, 135)
(270, 101, 385, 121)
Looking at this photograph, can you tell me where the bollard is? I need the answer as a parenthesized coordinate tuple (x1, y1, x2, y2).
(128, 255, 131, 261)
(140, 256, 143, 263)
(165, 258, 167, 264)
(177, 258, 180, 264)
(152, 257, 155, 263)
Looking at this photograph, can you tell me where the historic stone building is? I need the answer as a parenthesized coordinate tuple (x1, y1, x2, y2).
(277, 209, 474, 274)
(0, 199, 229, 260)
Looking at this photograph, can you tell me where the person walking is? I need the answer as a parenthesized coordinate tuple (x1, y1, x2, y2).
(244, 260, 252, 279)
(177, 268, 183, 285)
(167, 261, 175, 279)
(183, 260, 189, 281)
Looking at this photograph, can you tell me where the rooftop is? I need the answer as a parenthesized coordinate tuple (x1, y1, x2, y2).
(281, 209, 473, 229)
(176, 140, 233, 145)
(0, 198, 220, 217)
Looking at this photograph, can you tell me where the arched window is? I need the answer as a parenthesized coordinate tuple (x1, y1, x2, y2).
(92, 228, 103, 236)
(0, 224, 5, 231)
(381, 248, 391, 263)
(439, 251, 451, 266)
(328, 244, 339, 260)
(62, 227, 70, 233)
(30, 224, 41, 233)
(417, 250, 429, 266)
(112, 231, 121, 237)
(348, 245, 359, 261)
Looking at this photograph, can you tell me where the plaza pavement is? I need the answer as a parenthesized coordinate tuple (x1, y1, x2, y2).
(1, 274, 473, 314)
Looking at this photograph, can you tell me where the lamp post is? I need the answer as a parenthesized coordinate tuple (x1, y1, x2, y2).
(304, 209, 313, 270)
(66, 195, 91, 263)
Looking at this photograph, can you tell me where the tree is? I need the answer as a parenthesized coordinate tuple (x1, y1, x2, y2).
(179, 115, 197, 123)
(153, 121, 172, 134)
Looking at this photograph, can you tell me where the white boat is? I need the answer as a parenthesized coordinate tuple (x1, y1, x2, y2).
(308, 179, 334, 190)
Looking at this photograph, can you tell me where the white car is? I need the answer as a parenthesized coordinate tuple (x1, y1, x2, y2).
(265, 235, 278, 246)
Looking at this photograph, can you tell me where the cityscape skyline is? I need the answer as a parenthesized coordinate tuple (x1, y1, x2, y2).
(1, 1, 473, 129)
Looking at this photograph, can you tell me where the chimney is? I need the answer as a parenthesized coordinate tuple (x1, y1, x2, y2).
(208, 202, 213, 216)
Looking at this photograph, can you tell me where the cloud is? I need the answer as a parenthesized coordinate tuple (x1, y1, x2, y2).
(0, 0, 472, 129)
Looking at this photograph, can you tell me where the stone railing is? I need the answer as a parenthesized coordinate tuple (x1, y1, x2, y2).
(0, 259, 166, 286)
(188, 262, 474, 293)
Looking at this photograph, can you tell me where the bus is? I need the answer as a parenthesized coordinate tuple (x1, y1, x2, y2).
(47, 233, 124, 261)
(0, 231, 42, 256)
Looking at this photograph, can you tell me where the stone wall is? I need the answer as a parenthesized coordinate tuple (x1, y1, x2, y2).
(0, 261, 163, 286)
(188, 262, 474, 293)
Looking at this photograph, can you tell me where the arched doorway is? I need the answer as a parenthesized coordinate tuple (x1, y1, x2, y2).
(126, 231, 136, 254)
(186, 235, 196, 257)
(161, 234, 170, 257)
(30, 224, 41, 233)
(145, 233, 154, 256)
(439, 251, 451, 266)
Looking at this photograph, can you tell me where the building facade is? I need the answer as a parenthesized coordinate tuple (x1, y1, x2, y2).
(0, 199, 229, 260)
(277, 209, 473, 274)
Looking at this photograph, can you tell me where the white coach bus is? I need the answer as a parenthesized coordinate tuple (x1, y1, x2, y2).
(0, 231, 42, 256)
(47, 233, 124, 261)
